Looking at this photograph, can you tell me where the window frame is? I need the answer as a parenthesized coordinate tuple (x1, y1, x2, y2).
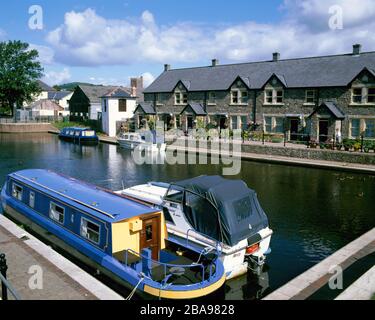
(305, 90, 316, 104)
(350, 119, 361, 138)
(367, 87, 375, 104)
(12, 183, 23, 201)
(118, 99, 127, 112)
(207, 91, 216, 105)
(364, 119, 375, 138)
(29, 191, 35, 208)
(231, 89, 249, 105)
(49, 202, 65, 225)
(80, 218, 101, 245)
(264, 89, 284, 105)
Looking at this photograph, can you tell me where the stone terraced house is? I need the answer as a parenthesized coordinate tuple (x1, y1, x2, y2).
(140, 44, 375, 142)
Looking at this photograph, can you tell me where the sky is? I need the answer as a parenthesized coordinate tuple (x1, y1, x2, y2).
(1, 0, 375, 88)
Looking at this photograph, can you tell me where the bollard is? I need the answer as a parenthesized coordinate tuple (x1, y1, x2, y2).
(0, 253, 8, 301)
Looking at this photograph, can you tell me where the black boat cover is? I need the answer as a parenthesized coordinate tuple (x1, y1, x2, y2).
(173, 176, 269, 246)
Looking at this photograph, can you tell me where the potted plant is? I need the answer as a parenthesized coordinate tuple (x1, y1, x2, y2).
(353, 141, 361, 152)
(308, 138, 318, 149)
(343, 139, 352, 151)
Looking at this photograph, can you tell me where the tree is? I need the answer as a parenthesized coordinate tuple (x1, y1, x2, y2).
(0, 41, 44, 116)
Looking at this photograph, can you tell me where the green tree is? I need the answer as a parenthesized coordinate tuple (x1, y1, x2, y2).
(0, 40, 44, 115)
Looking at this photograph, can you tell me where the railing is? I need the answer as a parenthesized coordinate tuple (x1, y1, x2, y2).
(0, 254, 21, 300)
(0, 116, 59, 124)
(124, 248, 217, 288)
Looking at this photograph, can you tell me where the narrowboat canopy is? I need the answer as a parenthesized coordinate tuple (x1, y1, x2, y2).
(172, 175, 269, 246)
(9, 169, 158, 223)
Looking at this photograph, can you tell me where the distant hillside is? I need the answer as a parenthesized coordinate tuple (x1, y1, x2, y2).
(55, 82, 96, 91)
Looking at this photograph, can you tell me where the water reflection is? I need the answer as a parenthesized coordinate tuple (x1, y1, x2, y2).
(1, 133, 375, 300)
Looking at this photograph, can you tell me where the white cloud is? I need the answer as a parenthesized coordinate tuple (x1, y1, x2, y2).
(29, 44, 55, 65)
(42, 68, 71, 85)
(141, 72, 155, 87)
(45, 4, 375, 68)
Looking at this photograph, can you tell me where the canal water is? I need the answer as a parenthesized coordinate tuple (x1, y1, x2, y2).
(1, 133, 375, 300)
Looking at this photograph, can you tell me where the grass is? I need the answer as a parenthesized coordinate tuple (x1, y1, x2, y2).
(372, 294, 375, 300)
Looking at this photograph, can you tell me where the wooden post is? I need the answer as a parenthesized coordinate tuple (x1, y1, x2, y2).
(0, 253, 8, 301)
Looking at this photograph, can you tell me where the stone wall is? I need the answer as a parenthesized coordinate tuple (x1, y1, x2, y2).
(0, 123, 55, 133)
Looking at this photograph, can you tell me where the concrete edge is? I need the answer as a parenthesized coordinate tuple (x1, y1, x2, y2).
(0, 215, 124, 300)
(335, 265, 375, 300)
(263, 228, 375, 300)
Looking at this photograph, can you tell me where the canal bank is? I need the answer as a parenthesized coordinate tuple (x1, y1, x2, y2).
(0, 123, 55, 133)
(0, 214, 123, 300)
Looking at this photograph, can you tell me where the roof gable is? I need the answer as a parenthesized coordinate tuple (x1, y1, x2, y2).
(101, 87, 133, 99)
(228, 76, 251, 90)
(347, 67, 375, 86)
(180, 103, 207, 116)
(262, 73, 288, 88)
(134, 102, 156, 115)
(308, 101, 345, 119)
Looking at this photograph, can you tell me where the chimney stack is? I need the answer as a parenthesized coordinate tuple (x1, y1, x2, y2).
(164, 64, 171, 72)
(353, 44, 362, 55)
(273, 52, 280, 62)
(130, 76, 144, 97)
(212, 59, 219, 67)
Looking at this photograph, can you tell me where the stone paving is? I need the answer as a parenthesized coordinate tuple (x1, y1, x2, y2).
(0, 215, 123, 300)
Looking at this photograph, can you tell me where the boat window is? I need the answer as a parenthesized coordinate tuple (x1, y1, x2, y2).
(165, 186, 184, 203)
(29, 191, 35, 208)
(162, 207, 174, 224)
(12, 183, 23, 201)
(145, 224, 153, 241)
(75, 131, 80, 136)
(81, 218, 100, 244)
(232, 196, 252, 222)
(49, 202, 65, 224)
(83, 131, 95, 137)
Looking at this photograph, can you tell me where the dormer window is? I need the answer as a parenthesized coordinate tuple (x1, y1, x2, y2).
(351, 87, 375, 104)
(265, 89, 284, 105)
(305, 90, 316, 104)
(175, 92, 187, 105)
(231, 89, 249, 105)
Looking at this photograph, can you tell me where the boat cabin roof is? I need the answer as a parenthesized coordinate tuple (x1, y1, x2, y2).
(9, 169, 158, 223)
(62, 127, 92, 132)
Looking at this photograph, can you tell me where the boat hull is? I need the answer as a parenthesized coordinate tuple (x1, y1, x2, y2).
(118, 139, 166, 152)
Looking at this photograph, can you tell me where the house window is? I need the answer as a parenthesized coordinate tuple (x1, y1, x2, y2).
(352, 88, 363, 104)
(231, 116, 238, 130)
(368, 88, 375, 104)
(241, 116, 248, 130)
(231, 91, 239, 104)
(265, 90, 273, 104)
(29, 191, 35, 208)
(351, 119, 361, 138)
(265, 89, 283, 104)
(175, 92, 187, 105)
(275, 118, 285, 133)
(231, 90, 248, 104)
(119, 99, 127, 112)
(103, 99, 107, 113)
(365, 119, 375, 138)
(306, 90, 316, 104)
(208, 92, 216, 105)
(12, 183, 23, 201)
(80, 218, 100, 244)
(49, 202, 65, 224)
(264, 117, 272, 133)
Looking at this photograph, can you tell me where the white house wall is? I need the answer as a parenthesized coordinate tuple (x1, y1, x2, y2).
(102, 98, 137, 137)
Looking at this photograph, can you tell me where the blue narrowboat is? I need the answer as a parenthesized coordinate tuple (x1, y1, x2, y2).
(58, 127, 99, 145)
(0, 170, 226, 299)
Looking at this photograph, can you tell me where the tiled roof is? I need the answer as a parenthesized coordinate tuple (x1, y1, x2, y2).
(181, 103, 207, 116)
(48, 91, 72, 100)
(78, 85, 131, 103)
(38, 80, 55, 92)
(135, 102, 156, 115)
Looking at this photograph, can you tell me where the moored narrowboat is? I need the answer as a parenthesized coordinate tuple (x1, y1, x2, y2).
(0, 170, 226, 299)
(59, 127, 99, 145)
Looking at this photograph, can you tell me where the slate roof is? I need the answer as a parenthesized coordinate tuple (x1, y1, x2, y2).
(144, 51, 375, 93)
(78, 85, 131, 103)
(38, 80, 55, 92)
(135, 102, 156, 115)
(308, 102, 346, 119)
(181, 103, 207, 116)
(48, 91, 72, 100)
(27, 99, 64, 111)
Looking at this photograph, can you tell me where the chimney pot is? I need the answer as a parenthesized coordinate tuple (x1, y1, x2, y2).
(212, 59, 219, 67)
(164, 64, 171, 72)
(353, 44, 362, 55)
(273, 52, 280, 62)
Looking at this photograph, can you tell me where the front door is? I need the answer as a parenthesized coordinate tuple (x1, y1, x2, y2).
(319, 120, 329, 142)
(290, 119, 299, 141)
(187, 116, 194, 130)
(140, 215, 160, 261)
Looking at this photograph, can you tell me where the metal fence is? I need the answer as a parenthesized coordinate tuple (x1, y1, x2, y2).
(0, 253, 21, 300)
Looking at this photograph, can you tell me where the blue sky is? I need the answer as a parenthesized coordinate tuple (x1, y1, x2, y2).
(1, 0, 374, 87)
